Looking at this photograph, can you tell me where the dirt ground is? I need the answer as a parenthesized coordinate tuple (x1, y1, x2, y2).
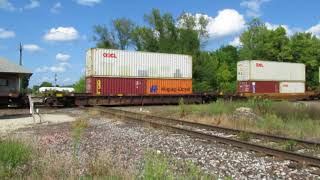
(0, 108, 78, 134)
(0, 114, 75, 134)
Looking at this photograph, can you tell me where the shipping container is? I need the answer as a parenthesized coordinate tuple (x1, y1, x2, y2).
(237, 60, 305, 82)
(146, 79, 192, 95)
(237, 81, 279, 93)
(279, 82, 305, 93)
(86, 48, 192, 79)
(86, 77, 146, 96)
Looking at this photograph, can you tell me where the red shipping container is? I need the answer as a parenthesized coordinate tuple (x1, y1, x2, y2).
(237, 81, 279, 93)
(86, 77, 146, 96)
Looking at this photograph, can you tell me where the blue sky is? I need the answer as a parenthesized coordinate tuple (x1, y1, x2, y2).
(0, 0, 320, 86)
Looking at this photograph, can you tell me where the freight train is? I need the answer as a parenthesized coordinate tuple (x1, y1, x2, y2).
(236, 60, 320, 100)
(2, 49, 320, 108)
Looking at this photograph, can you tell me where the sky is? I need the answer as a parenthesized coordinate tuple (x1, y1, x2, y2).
(0, 0, 320, 86)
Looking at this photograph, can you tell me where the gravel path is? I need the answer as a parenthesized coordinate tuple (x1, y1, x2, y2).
(9, 111, 320, 179)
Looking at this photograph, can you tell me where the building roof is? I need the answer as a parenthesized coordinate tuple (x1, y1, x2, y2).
(0, 57, 32, 74)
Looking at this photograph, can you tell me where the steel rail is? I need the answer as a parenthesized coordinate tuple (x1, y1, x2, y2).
(100, 107, 320, 146)
(98, 107, 320, 167)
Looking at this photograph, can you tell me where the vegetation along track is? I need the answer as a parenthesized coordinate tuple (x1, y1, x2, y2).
(95, 107, 320, 167)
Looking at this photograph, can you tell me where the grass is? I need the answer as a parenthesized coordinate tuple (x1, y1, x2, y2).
(0, 139, 33, 178)
(71, 117, 90, 169)
(238, 132, 251, 142)
(0, 141, 214, 180)
(139, 151, 215, 180)
(283, 140, 297, 151)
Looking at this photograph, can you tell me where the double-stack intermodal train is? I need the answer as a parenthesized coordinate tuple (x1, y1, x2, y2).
(1, 48, 320, 107)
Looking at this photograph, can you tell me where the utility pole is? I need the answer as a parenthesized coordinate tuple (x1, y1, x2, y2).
(19, 43, 23, 66)
(54, 73, 57, 87)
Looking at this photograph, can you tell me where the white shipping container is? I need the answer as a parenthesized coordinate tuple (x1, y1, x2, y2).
(279, 82, 305, 93)
(237, 60, 305, 82)
(86, 49, 192, 79)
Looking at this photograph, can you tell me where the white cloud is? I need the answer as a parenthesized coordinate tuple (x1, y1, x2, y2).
(43, 27, 79, 42)
(56, 53, 71, 61)
(63, 78, 72, 83)
(206, 9, 246, 39)
(229, 37, 242, 47)
(178, 9, 246, 40)
(307, 24, 320, 38)
(36, 62, 71, 73)
(24, 0, 40, 10)
(23, 44, 42, 52)
(0, 0, 15, 11)
(241, 0, 270, 18)
(50, 66, 66, 73)
(75, 0, 102, 6)
(0, 28, 15, 39)
(265, 22, 294, 36)
(35, 66, 50, 73)
(50, 2, 62, 13)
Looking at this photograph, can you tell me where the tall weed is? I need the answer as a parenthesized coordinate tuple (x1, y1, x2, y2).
(0, 139, 33, 178)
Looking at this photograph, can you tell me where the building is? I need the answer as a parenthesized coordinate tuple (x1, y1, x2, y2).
(0, 57, 32, 99)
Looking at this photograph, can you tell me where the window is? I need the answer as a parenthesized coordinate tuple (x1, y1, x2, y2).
(0, 79, 8, 86)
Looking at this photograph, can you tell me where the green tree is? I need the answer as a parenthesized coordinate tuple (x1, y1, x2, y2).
(112, 18, 135, 50)
(93, 25, 118, 49)
(20, 75, 31, 93)
(239, 19, 290, 61)
(32, 85, 40, 94)
(215, 46, 239, 93)
(131, 9, 208, 54)
(40, 81, 53, 87)
(93, 18, 135, 50)
(288, 33, 320, 88)
(73, 76, 86, 93)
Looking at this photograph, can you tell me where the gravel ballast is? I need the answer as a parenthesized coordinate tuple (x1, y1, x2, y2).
(8, 110, 320, 179)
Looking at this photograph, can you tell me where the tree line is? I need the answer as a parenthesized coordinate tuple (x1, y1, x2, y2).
(85, 9, 320, 93)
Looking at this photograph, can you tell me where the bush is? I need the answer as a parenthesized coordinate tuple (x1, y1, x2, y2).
(0, 139, 33, 178)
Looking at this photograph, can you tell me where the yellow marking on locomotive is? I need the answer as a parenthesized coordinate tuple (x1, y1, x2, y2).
(96, 79, 101, 95)
(56, 93, 63, 97)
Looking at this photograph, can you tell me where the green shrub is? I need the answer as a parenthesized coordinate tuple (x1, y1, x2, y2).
(0, 139, 33, 178)
(238, 132, 251, 142)
(284, 140, 297, 151)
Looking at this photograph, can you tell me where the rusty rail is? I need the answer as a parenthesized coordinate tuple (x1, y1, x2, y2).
(98, 107, 320, 167)
(102, 107, 320, 146)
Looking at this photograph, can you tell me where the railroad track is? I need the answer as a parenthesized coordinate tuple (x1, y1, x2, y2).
(96, 107, 320, 167)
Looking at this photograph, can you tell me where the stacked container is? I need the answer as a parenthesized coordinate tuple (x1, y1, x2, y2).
(237, 60, 305, 94)
(85, 48, 193, 96)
